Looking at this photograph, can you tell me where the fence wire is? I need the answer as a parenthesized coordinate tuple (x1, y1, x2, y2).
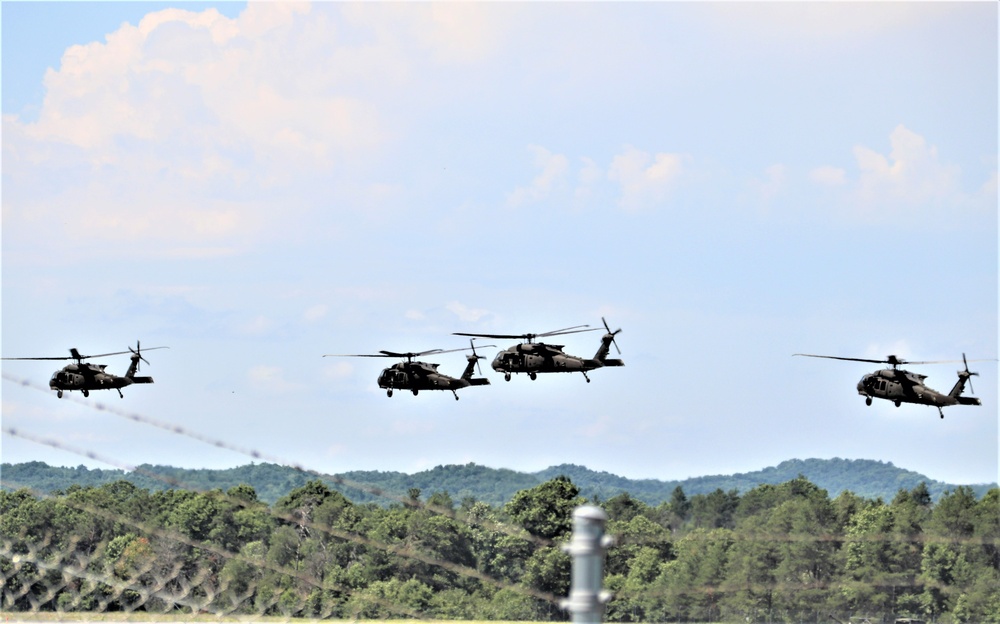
(3, 372, 999, 623)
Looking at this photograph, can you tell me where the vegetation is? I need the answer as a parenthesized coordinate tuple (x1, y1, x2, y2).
(4, 457, 995, 506)
(2, 473, 998, 622)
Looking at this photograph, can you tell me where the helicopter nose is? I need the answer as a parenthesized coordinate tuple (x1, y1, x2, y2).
(857, 376, 869, 394)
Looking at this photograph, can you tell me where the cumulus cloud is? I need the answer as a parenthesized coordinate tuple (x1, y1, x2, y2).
(809, 165, 847, 187)
(247, 365, 301, 393)
(322, 360, 354, 381)
(238, 315, 274, 336)
(2, 3, 396, 257)
(853, 125, 960, 207)
(507, 145, 570, 207)
(446, 301, 490, 323)
(303, 304, 329, 323)
(608, 146, 686, 212)
(751, 164, 787, 203)
(574, 157, 603, 205)
(807, 125, 990, 222)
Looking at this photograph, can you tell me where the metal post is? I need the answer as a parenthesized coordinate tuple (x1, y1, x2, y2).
(561, 505, 614, 624)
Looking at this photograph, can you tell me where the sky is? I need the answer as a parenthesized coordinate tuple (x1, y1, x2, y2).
(2, 1, 997, 489)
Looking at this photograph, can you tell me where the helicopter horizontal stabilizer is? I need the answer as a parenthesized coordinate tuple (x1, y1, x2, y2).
(955, 396, 981, 406)
(601, 358, 624, 367)
(466, 378, 490, 386)
(130, 376, 154, 384)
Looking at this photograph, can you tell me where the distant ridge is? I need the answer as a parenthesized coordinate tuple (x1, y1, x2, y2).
(2, 458, 994, 506)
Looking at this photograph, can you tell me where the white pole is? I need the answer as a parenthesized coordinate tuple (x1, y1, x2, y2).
(561, 505, 614, 624)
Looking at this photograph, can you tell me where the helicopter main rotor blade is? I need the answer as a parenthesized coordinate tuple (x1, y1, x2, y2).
(794, 353, 892, 365)
(454, 325, 596, 342)
(324, 344, 494, 359)
(794, 353, 978, 367)
(537, 325, 596, 337)
(3, 345, 168, 362)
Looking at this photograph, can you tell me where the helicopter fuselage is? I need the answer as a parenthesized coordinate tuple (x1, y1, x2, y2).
(857, 368, 981, 414)
(49, 357, 153, 398)
(491, 340, 623, 381)
(377, 360, 489, 399)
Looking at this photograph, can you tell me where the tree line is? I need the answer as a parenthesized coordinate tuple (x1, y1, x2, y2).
(2, 475, 998, 622)
(4, 457, 994, 507)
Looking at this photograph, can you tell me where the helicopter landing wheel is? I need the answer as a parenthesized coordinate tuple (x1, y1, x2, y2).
(82, 389, 89, 398)
(57, 390, 63, 398)
(894, 400, 901, 407)
(504, 373, 511, 382)
(529, 372, 537, 381)
(412, 389, 419, 396)
(387, 389, 393, 397)
(865, 397, 872, 406)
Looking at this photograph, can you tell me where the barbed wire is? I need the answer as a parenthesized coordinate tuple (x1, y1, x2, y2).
(2, 477, 425, 619)
(1, 371, 555, 547)
(4, 372, 998, 621)
(2, 426, 563, 606)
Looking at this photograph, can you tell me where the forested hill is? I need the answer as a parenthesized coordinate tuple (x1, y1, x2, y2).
(2, 457, 994, 506)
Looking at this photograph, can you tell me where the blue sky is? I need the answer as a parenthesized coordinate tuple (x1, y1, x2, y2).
(2, 2, 997, 487)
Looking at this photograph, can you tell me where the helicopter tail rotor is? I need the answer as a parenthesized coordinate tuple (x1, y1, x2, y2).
(602, 317, 622, 355)
(125, 341, 168, 380)
(129, 340, 150, 371)
(469, 339, 485, 376)
(959, 353, 979, 395)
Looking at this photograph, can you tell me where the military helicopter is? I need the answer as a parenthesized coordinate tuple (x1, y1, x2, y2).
(794, 352, 987, 418)
(2, 342, 168, 398)
(324, 340, 495, 400)
(454, 318, 624, 382)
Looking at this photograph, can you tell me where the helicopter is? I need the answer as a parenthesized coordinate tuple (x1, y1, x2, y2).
(324, 340, 495, 400)
(453, 317, 624, 382)
(2, 342, 168, 399)
(793, 352, 987, 418)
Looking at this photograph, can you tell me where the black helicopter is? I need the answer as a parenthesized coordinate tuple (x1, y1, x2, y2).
(454, 318, 624, 382)
(3, 342, 167, 398)
(324, 341, 494, 400)
(794, 352, 986, 418)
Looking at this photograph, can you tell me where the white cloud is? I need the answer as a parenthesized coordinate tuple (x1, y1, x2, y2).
(3, 3, 394, 257)
(809, 165, 847, 187)
(322, 361, 354, 381)
(574, 157, 603, 205)
(247, 365, 301, 393)
(707, 3, 957, 46)
(303, 304, 329, 323)
(239, 316, 274, 336)
(751, 164, 787, 203)
(446, 301, 490, 323)
(507, 145, 570, 207)
(608, 146, 686, 212)
(853, 125, 960, 207)
(807, 126, 987, 223)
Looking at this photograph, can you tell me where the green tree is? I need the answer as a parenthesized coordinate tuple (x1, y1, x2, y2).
(504, 475, 583, 540)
